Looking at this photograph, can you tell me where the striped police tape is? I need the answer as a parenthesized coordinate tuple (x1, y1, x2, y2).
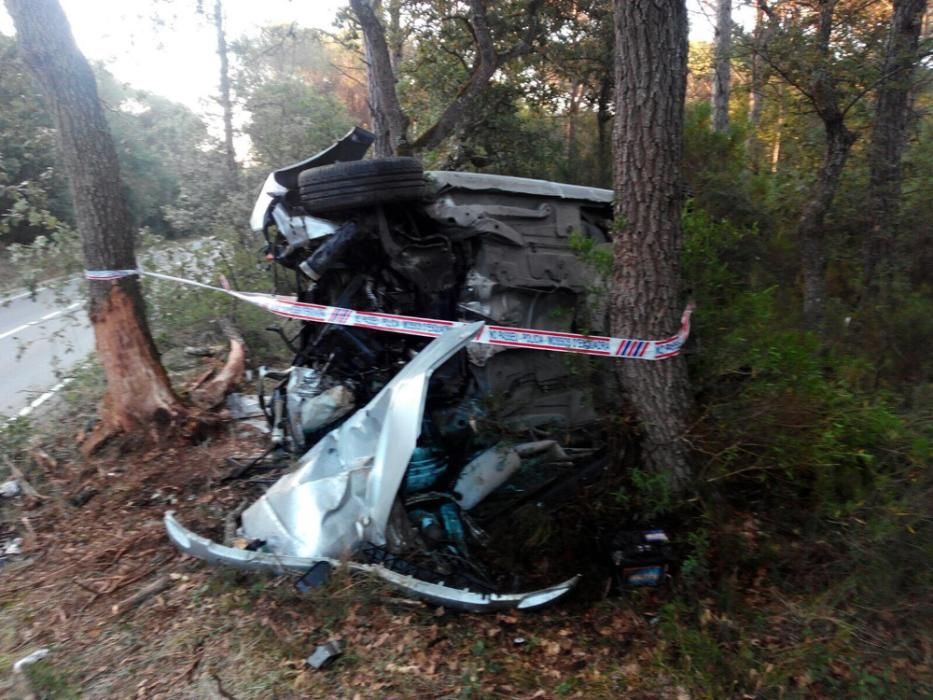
(85, 268, 693, 361)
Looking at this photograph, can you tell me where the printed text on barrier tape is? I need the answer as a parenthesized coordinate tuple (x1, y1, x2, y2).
(84, 269, 693, 360)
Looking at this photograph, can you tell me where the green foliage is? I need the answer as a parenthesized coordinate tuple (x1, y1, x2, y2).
(615, 468, 674, 520)
(0, 34, 233, 246)
(430, 88, 567, 181)
(686, 207, 918, 518)
(0, 35, 72, 246)
(7, 229, 82, 289)
(140, 228, 287, 366)
(231, 26, 359, 171)
(241, 79, 352, 170)
(683, 102, 772, 229)
(568, 230, 613, 278)
(23, 660, 81, 699)
(96, 69, 233, 238)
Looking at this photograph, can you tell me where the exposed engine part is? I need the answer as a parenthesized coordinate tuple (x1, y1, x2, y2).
(167, 127, 619, 611)
(285, 367, 355, 451)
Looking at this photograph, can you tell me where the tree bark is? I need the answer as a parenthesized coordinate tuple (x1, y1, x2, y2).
(565, 80, 584, 179)
(5, 0, 186, 446)
(213, 0, 238, 184)
(862, 0, 927, 302)
(797, 0, 857, 332)
(349, 0, 541, 157)
(799, 117, 855, 330)
(386, 0, 405, 73)
(748, 1, 777, 170)
(350, 0, 410, 157)
(711, 0, 732, 132)
(596, 74, 613, 188)
(612, 0, 693, 491)
(770, 90, 784, 173)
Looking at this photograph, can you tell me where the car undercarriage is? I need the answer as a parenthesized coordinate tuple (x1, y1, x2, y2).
(165, 127, 633, 610)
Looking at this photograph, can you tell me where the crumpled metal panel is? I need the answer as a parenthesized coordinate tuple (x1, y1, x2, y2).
(427, 171, 613, 204)
(239, 322, 484, 559)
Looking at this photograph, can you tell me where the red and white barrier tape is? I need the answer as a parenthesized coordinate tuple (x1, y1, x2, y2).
(85, 269, 693, 361)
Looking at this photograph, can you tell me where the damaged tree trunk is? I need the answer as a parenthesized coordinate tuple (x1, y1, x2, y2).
(612, 0, 693, 491)
(5, 0, 187, 449)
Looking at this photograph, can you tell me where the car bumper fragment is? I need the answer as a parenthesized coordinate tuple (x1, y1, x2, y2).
(165, 511, 578, 612)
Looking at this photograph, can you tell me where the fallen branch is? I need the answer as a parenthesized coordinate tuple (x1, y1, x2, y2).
(190, 322, 246, 409)
(110, 575, 173, 617)
(104, 553, 174, 595)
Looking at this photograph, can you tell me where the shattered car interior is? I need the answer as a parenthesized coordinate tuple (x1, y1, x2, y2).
(166, 127, 651, 611)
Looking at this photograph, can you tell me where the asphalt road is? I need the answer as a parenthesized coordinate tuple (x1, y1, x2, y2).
(0, 277, 94, 419)
(0, 237, 230, 420)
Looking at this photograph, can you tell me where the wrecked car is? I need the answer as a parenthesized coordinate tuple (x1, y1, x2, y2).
(166, 127, 622, 611)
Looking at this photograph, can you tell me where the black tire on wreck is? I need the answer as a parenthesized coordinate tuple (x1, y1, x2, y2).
(298, 157, 426, 214)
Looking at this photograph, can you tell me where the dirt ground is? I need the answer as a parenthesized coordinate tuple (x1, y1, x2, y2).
(1, 361, 927, 699)
(0, 403, 693, 700)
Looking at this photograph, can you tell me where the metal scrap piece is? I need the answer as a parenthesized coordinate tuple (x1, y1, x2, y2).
(305, 640, 343, 670)
(239, 322, 484, 560)
(164, 512, 579, 612)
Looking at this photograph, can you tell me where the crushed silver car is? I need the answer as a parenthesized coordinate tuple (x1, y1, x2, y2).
(166, 127, 616, 610)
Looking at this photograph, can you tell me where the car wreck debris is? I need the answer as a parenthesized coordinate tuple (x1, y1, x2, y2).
(294, 560, 333, 592)
(165, 127, 688, 611)
(13, 648, 50, 673)
(305, 640, 343, 670)
(0, 479, 20, 498)
(608, 530, 674, 588)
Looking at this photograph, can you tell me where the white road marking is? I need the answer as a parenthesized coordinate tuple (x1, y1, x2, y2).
(0, 274, 72, 306)
(0, 302, 82, 340)
(13, 377, 75, 420)
(0, 290, 34, 305)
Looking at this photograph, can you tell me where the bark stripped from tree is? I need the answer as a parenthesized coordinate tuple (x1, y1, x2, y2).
(612, 0, 693, 491)
(712, 0, 733, 132)
(5, 0, 188, 450)
(349, 0, 542, 157)
(862, 0, 928, 302)
(213, 0, 238, 184)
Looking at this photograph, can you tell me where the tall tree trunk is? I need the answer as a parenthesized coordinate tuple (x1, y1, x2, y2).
(862, 0, 927, 302)
(350, 0, 541, 157)
(800, 118, 855, 330)
(213, 0, 237, 184)
(596, 74, 613, 188)
(5, 0, 186, 446)
(386, 0, 405, 73)
(351, 0, 410, 157)
(770, 91, 783, 173)
(798, 0, 857, 332)
(565, 80, 583, 180)
(612, 0, 693, 491)
(711, 0, 732, 132)
(748, 2, 776, 170)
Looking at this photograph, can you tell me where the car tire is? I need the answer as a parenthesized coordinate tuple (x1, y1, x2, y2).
(298, 157, 426, 214)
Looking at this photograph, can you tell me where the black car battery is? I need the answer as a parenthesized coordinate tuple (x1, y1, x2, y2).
(608, 529, 674, 588)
